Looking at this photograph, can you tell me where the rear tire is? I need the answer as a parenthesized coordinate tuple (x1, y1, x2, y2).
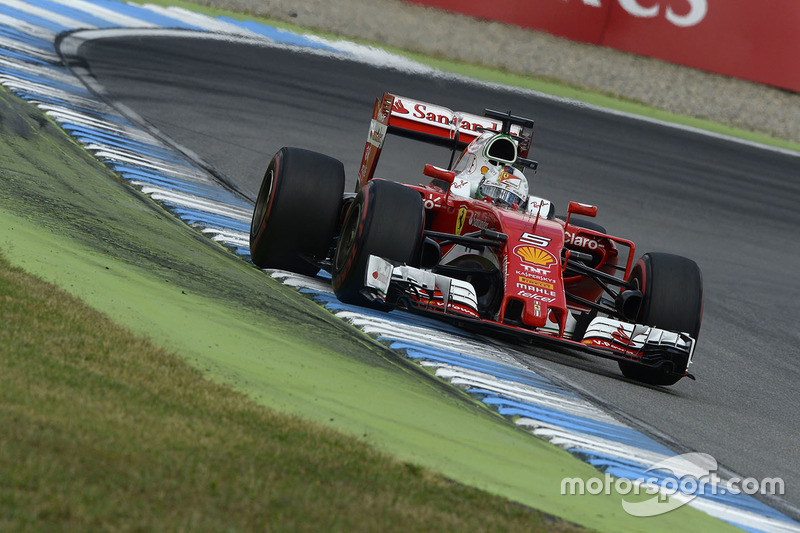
(332, 180, 424, 309)
(250, 147, 345, 276)
(618, 252, 703, 386)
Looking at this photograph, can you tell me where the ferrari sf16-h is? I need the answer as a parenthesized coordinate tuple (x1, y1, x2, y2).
(250, 93, 704, 386)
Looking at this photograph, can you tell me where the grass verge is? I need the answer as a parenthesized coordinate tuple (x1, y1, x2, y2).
(0, 252, 584, 531)
(0, 70, 740, 531)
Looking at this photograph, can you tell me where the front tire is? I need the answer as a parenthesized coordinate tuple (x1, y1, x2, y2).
(332, 180, 424, 309)
(250, 147, 345, 276)
(618, 252, 704, 386)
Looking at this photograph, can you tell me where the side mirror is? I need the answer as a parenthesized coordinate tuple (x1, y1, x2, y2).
(423, 164, 456, 184)
(566, 201, 597, 227)
(568, 201, 598, 218)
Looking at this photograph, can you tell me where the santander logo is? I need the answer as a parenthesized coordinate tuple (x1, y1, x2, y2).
(579, 0, 708, 28)
(392, 100, 410, 114)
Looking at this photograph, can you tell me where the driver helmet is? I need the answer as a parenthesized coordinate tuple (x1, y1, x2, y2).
(479, 165, 529, 209)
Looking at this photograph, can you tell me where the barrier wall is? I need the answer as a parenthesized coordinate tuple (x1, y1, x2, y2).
(404, 0, 800, 93)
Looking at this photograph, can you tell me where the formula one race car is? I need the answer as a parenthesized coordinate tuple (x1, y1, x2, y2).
(250, 93, 704, 386)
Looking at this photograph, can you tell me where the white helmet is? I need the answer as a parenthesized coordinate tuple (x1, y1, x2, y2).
(479, 165, 529, 209)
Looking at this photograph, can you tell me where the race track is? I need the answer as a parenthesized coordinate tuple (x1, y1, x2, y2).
(76, 34, 800, 512)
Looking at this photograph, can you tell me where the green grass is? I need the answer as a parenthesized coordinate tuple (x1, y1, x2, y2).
(0, 253, 587, 531)
(135, 0, 800, 153)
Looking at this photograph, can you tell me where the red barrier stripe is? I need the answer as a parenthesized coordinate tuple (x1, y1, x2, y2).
(402, 0, 800, 92)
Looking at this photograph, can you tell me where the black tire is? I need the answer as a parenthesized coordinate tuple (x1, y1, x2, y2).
(558, 215, 607, 234)
(618, 252, 704, 386)
(332, 179, 424, 309)
(250, 147, 345, 276)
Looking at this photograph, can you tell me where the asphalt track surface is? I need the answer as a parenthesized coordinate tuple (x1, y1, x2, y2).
(77, 34, 800, 512)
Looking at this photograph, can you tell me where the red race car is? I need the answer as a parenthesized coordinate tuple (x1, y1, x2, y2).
(250, 92, 704, 386)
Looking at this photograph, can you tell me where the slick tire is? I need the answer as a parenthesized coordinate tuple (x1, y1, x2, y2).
(332, 179, 424, 310)
(250, 147, 345, 276)
(618, 252, 704, 386)
(557, 215, 607, 234)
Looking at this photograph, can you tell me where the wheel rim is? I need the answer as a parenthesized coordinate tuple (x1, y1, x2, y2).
(334, 203, 361, 271)
(251, 169, 275, 238)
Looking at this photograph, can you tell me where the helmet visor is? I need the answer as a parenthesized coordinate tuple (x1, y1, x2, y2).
(480, 183, 524, 207)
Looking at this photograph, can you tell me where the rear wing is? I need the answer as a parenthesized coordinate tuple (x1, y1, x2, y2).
(357, 92, 527, 189)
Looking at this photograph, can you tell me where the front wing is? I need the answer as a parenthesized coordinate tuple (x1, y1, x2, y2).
(363, 255, 696, 380)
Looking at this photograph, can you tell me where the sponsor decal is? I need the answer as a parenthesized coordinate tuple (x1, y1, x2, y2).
(515, 245, 556, 267)
(417, 297, 479, 317)
(407, 102, 501, 134)
(565, 231, 600, 250)
(584, 338, 613, 349)
(357, 143, 371, 181)
(520, 264, 551, 276)
(371, 268, 390, 285)
(456, 206, 467, 235)
(449, 302, 480, 317)
(392, 99, 410, 114)
(515, 282, 556, 298)
(617, 0, 707, 28)
(528, 199, 546, 211)
(514, 285, 556, 303)
(612, 324, 631, 344)
(516, 267, 553, 283)
(450, 179, 471, 198)
(390, 96, 529, 137)
(413, 103, 452, 126)
(518, 276, 554, 290)
(468, 211, 490, 230)
(575, 0, 708, 28)
(533, 300, 542, 318)
(423, 193, 443, 210)
(367, 119, 387, 148)
(452, 206, 492, 234)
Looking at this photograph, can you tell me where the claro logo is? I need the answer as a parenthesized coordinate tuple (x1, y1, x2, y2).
(578, 0, 708, 28)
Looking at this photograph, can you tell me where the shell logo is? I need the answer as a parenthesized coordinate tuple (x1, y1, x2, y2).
(515, 246, 556, 267)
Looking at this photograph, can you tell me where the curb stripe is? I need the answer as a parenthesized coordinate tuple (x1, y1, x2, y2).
(1, 0, 85, 30)
(49, 0, 161, 28)
(25, 0, 121, 29)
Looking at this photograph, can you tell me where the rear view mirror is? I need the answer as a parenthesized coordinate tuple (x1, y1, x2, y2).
(566, 201, 597, 226)
(568, 201, 597, 217)
(423, 164, 456, 184)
